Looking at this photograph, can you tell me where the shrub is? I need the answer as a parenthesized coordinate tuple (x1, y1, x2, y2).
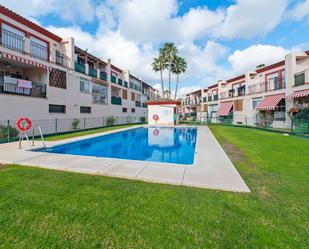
(106, 116, 116, 126)
(0, 124, 19, 139)
(140, 116, 146, 123)
(71, 119, 80, 130)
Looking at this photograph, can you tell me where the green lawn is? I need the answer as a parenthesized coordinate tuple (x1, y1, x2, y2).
(0, 125, 308, 248)
(43, 124, 140, 141)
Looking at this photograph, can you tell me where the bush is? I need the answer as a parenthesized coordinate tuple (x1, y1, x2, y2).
(140, 116, 146, 123)
(0, 124, 19, 139)
(71, 119, 80, 130)
(106, 116, 116, 126)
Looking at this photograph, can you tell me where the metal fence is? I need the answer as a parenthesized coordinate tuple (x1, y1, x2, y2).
(0, 116, 146, 144)
(180, 113, 309, 137)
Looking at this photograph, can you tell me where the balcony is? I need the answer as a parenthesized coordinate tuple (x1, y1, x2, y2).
(75, 62, 86, 74)
(55, 51, 69, 67)
(111, 75, 117, 84)
(1, 28, 24, 54)
(89, 67, 97, 78)
(111, 96, 122, 105)
(0, 79, 46, 98)
(100, 71, 107, 81)
(135, 101, 141, 107)
(30, 41, 48, 61)
(118, 78, 123, 86)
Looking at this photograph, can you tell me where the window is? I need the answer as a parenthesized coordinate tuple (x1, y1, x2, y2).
(266, 72, 280, 90)
(30, 36, 48, 61)
(131, 92, 135, 101)
(234, 99, 243, 111)
(77, 57, 85, 64)
(122, 107, 127, 113)
(208, 104, 218, 115)
(252, 97, 262, 110)
(92, 83, 108, 104)
(49, 104, 66, 113)
(80, 106, 91, 113)
(1, 23, 25, 53)
(131, 108, 135, 113)
(122, 89, 128, 99)
(80, 77, 92, 93)
(49, 69, 67, 89)
(294, 72, 305, 86)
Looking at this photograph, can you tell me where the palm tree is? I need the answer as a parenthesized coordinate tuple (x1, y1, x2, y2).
(152, 55, 165, 97)
(161, 42, 178, 98)
(172, 56, 187, 100)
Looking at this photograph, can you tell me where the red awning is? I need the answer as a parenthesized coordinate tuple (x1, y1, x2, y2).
(287, 89, 309, 99)
(256, 93, 285, 111)
(217, 101, 233, 116)
(2, 52, 52, 71)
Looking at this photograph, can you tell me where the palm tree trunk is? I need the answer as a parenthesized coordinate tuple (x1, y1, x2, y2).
(174, 74, 179, 100)
(168, 62, 171, 98)
(160, 68, 164, 98)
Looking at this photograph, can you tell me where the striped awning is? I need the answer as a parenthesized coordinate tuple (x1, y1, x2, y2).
(2, 52, 52, 71)
(256, 93, 285, 111)
(217, 101, 233, 116)
(287, 89, 309, 99)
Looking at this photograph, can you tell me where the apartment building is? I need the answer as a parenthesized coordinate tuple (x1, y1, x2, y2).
(181, 51, 309, 128)
(0, 5, 158, 122)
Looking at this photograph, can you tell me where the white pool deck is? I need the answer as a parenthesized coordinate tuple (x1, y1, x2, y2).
(0, 126, 250, 193)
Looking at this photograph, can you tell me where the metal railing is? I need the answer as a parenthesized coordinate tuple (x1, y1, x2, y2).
(1, 28, 24, 53)
(100, 71, 107, 81)
(55, 51, 70, 67)
(89, 68, 97, 78)
(111, 96, 122, 105)
(0, 116, 147, 144)
(30, 41, 48, 61)
(0, 81, 46, 98)
(75, 62, 86, 74)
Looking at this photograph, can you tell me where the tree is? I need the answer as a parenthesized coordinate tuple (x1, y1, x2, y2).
(152, 55, 166, 97)
(160, 42, 178, 98)
(172, 56, 187, 100)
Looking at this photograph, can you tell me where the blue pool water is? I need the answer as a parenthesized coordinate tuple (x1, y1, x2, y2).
(40, 127, 197, 165)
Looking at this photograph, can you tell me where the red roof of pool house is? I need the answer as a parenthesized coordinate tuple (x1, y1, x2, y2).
(146, 98, 181, 106)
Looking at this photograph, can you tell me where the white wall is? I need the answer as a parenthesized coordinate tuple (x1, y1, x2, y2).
(147, 105, 177, 126)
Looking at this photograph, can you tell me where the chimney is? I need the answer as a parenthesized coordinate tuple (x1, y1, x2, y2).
(256, 64, 265, 70)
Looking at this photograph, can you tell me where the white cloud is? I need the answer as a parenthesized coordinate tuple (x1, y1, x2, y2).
(215, 0, 289, 39)
(0, 0, 95, 23)
(228, 44, 288, 73)
(287, 0, 309, 21)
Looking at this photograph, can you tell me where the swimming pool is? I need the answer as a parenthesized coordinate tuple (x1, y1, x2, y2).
(40, 127, 197, 165)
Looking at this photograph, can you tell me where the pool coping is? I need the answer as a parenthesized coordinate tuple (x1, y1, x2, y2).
(0, 125, 250, 193)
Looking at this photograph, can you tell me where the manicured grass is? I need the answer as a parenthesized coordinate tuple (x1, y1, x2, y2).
(0, 125, 308, 248)
(43, 124, 140, 141)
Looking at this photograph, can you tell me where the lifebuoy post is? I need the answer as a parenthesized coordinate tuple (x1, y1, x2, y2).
(16, 117, 32, 149)
(153, 114, 159, 126)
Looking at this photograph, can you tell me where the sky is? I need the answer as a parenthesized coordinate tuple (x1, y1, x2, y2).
(1, 0, 309, 96)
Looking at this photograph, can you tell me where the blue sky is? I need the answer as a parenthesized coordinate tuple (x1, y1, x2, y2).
(1, 0, 309, 96)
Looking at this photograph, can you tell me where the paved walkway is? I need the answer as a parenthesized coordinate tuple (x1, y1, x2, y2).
(0, 126, 250, 192)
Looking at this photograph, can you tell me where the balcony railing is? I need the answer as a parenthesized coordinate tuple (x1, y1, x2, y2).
(111, 96, 122, 105)
(75, 62, 86, 74)
(1, 28, 24, 53)
(55, 51, 70, 67)
(100, 71, 107, 81)
(135, 101, 141, 107)
(111, 76, 117, 84)
(30, 41, 48, 61)
(0, 80, 46, 98)
(89, 68, 97, 78)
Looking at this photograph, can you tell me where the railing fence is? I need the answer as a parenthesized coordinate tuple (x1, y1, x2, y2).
(0, 116, 146, 144)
